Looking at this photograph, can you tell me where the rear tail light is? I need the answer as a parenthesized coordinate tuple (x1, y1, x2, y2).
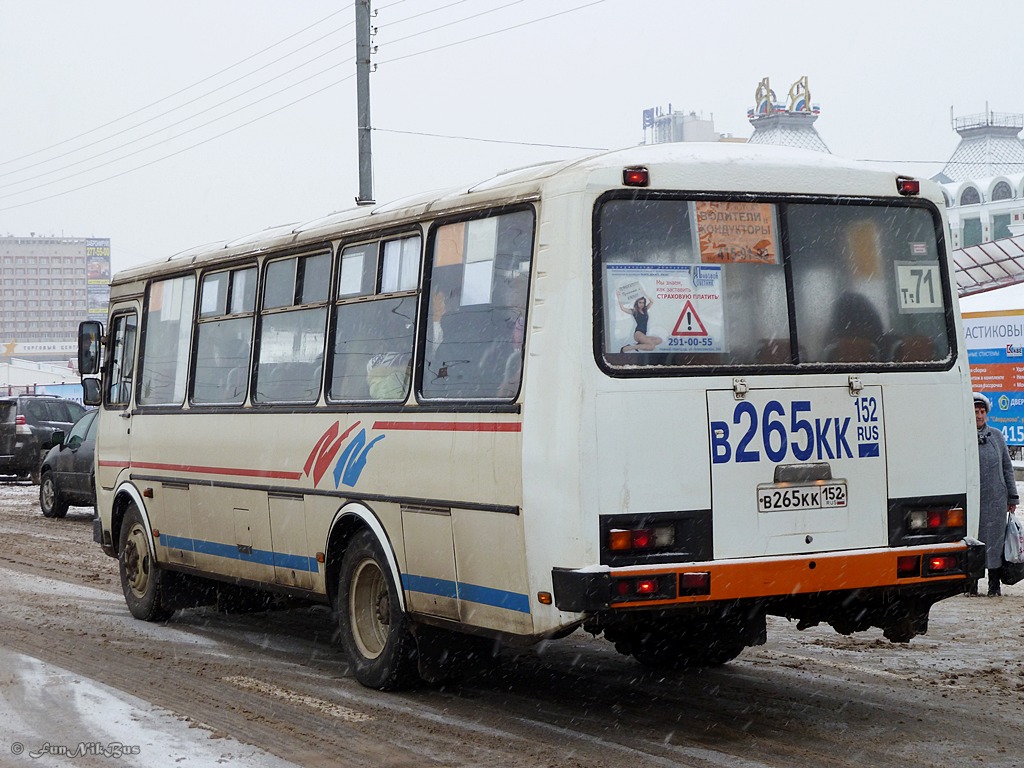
(897, 555, 920, 578)
(15, 414, 30, 435)
(622, 166, 649, 187)
(611, 575, 675, 602)
(679, 571, 711, 595)
(898, 551, 963, 578)
(923, 553, 961, 576)
(608, 525, 675, 552)
(896, 176, 921, 196)
(906, 506, 965, 534)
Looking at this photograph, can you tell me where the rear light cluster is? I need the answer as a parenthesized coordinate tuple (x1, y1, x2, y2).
(622, 166, 649, 187)
(896, 176, 921, 196)
(888, 495, 968, 548)
(608, 525, 675, 553)
(897, 552, 963, 579)
(610, 571, 710, 603)
(906, 506, 965, 534)
(14, 414, 29, 435)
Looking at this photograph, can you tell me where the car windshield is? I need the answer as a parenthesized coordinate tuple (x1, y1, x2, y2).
(66, 410, 97, 446)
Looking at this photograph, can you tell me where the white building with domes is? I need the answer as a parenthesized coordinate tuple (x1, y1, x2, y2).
(932, 109, 1024, 247)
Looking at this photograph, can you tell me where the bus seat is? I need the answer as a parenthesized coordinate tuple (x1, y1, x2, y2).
(756, 338, 791, 364)
(824, 338, 881, 363)
(892, 335, 935, 362)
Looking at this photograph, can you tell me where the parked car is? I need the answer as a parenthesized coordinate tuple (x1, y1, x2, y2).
(0, 395, 86, 484)
(39, 408, 98, 518)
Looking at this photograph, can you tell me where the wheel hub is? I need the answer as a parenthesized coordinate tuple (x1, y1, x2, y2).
(123, 528, 150, 595)
(375, 591, 390, 627)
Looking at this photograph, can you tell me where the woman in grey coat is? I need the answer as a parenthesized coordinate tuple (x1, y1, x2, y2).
(974, 392, 1018, 596)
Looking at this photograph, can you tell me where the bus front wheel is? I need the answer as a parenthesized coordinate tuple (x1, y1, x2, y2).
(118, 504, 173, 622)
(337, 529, 418, 690)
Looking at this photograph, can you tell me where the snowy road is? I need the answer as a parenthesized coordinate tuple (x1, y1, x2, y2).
(1, 481, 1022, 767)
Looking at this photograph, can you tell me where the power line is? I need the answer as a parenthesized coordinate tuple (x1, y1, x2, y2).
(0, 44, 355, 191)
(0, 8, 351, 170)
(382, 0, 476, 29)
(0, 30, 355, 182)
(0, 74, 355, 214)
(2, 1, 610, 204)
(375, 0, 607, 65)
(375, 127, 606, 151)
(381, 0, 528, 47)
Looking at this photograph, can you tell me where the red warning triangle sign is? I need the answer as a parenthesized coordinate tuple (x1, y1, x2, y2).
(672, 300, 708, 336)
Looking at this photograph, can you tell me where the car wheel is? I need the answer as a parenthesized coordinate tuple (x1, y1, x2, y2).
(118, 503, 174, 621)
(39, 471, 69, 518)
(337, 529, 419, 690)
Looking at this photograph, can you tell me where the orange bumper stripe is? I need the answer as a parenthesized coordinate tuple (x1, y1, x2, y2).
(611, 543, 967, 608)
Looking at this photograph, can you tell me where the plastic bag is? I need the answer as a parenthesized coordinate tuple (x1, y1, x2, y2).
(1001, 558, 1024, 586)
(1004, 513, 1024, 564)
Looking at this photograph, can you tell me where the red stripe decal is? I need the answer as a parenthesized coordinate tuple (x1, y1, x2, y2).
(373, 421, 521, 433)
(125, 461, 303, 481)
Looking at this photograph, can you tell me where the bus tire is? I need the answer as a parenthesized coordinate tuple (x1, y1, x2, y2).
(118, 503, 173, 622)
(337, 529, 418, 690)
(39, 471, 69, 518)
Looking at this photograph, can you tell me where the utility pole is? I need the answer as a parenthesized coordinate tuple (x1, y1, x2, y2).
(355, 0, 375, 205)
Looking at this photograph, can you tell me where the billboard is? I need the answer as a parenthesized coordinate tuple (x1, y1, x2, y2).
(963, 309, 1024, 444)
(86, 238, 111, 318)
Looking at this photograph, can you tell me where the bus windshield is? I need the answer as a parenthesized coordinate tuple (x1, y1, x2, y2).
(597, 196, 952, 370)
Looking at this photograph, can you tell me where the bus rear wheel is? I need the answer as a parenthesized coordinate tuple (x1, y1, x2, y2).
(118, 504, 173, 622)
(337, 529, 418, 690)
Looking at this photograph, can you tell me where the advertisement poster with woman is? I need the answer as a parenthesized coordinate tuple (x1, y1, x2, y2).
(606, 263, 724, 354)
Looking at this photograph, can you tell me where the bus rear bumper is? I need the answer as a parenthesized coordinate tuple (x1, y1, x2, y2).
(552, 540, 986, 614)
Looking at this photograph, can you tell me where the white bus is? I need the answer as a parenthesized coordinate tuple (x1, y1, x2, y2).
(79, 143, 983, 690)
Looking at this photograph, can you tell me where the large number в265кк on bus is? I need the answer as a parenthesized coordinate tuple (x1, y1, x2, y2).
(77, 142, 983, 690)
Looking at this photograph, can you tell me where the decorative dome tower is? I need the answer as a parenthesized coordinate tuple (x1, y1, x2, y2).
(746, 76, 830, 153)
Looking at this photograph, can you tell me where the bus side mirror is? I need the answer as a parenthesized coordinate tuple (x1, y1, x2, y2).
(82, 378, 102, 407)
(78, 320, 103, 376)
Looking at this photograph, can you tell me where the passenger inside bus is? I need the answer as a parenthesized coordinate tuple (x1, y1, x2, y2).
(823, 292, 884, 363)
(366, 351, 411, 400)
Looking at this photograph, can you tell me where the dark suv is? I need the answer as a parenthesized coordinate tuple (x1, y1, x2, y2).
(0, 395, 86, 483)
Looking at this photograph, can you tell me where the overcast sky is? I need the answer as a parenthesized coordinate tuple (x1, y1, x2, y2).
(2, 0, 1022, 273)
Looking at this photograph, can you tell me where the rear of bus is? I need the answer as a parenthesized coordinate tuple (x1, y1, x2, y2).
(546, 144, 982, 668)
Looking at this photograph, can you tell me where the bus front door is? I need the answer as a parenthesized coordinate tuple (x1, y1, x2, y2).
(96, 310, 138, 499)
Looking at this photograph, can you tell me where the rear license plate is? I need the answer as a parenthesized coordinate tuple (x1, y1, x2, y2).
(757, 481, 848, 513)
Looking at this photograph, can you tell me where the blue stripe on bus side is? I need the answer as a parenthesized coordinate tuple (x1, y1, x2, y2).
(157, 536, 530, 614)
(402, 573, 531, 614)
(159, 534, 319, 573)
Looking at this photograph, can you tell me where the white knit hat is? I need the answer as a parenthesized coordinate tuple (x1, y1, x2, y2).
(973, 391, 992, 412)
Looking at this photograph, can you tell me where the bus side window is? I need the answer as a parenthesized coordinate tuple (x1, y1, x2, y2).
(329, 237, 418, 404)
(193, 267, 255, 405)
(421, 210, 533, 401)
(254, 253, 329, 405)
(138, 275, 196, 406)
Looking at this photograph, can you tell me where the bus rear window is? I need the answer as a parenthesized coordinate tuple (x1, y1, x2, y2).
(596, 196, 951, 371)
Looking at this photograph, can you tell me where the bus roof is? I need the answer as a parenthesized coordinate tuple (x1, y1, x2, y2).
(111, 142, 939, 285)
